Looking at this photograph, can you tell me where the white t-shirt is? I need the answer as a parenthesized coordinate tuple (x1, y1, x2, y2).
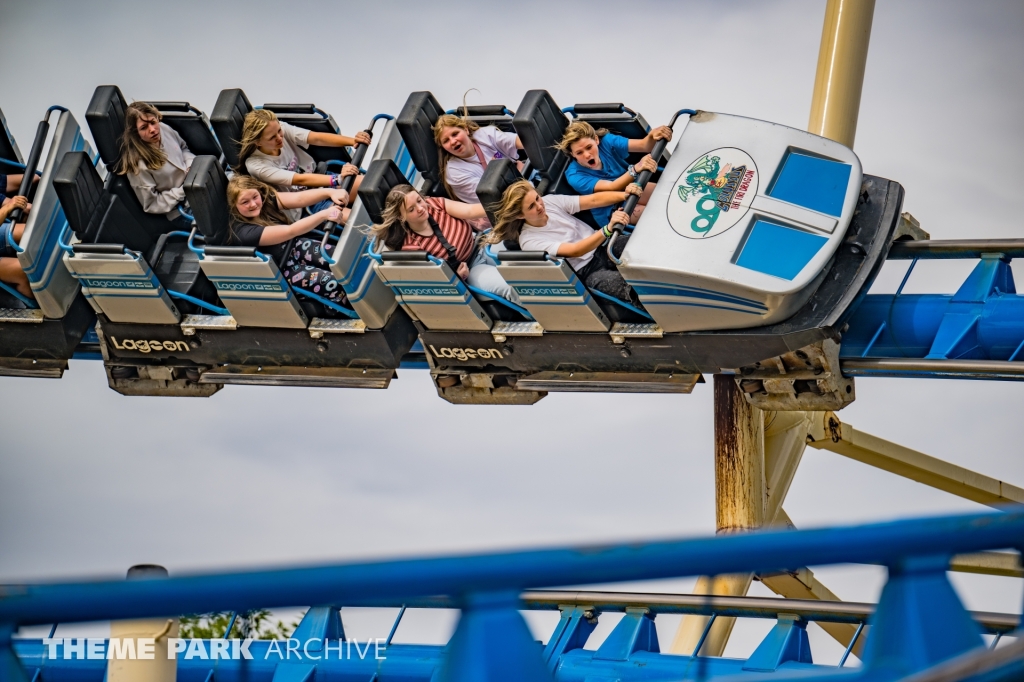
(518, 195, 597, 271)
(245, 122, 317, 220)
(445, 126, 519, 204)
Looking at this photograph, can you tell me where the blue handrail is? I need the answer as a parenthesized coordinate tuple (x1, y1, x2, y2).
(186, 227, 205, 259)
(466, 284, 534, 320)
(0, 158, 43, 176)
(2, 510, 1021, 626)
(589, 288, 654, 321)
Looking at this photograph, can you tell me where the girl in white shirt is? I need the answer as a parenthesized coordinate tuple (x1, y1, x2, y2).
(237, 109, 369, 221)
(116, 102, 195, 228)
(488, 180, 644, 306)
(433, 113, 522, 205)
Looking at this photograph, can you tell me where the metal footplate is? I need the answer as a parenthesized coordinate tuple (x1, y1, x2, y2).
(516, 371, 700, 394)
(198, 365, 395, 388)
(308, 318, 367, 338)
(609, 322, 664, 344)
(181, 314, 237, 335)
(0, 308, 45, 323)
(491, 320, 544, 342)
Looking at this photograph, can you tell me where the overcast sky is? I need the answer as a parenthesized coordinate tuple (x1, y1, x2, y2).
(2, 0, 1023, 664)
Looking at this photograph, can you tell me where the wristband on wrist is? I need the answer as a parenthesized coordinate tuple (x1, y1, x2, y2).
(329, 175, 338, 188)
(627, 164, 638, 179)
(602, 225, 613, 239)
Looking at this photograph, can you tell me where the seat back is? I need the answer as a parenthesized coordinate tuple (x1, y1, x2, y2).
(376, 252, 492, 331)
(63, 245, 181, 324)
(147, 101, 223, 160)
(396, 91, 446, 195)
(211, 88, 252, 169)
(0, 106, 24, 174)
(475, 158, 524, 227)
(183, 155, 231, 247)
(495, 253, 610, 332)
(198, 247, 308, 328)
(17, 111, 99, 318)
(54, 152, 155, 254)
(513, 90, 571, 193)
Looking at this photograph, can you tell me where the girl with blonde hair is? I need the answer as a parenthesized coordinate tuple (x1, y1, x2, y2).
(371, 185, 519, 304)
(116, 101, 195, 228)
(236, 109, 370, 221)
(488, 180, 644, 306)
(219, 176, 352, 305)
(557, 119, 673, 226)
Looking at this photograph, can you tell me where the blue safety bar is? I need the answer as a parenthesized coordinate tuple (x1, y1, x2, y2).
(4, 219, 24, 253)
(292, 287, 359, 318)
(186, 226, 205, 259)
(589, 288, 654, 321)
(466, 284, 534, 320)
(0, 158, 43, 176)
(0, 279, 37, 308)
(167, 290, 230, 316)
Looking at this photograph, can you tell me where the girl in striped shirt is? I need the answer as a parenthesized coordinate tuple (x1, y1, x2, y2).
(371, 185, 519, 303)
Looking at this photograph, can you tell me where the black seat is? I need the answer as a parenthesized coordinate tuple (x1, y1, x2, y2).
(145, 101, 223, 160)
(396, 91, 519, 198)
(211, 89, 351, 171)
(85, 85, 205, 241)
(54, 151, 216, 313)
(359, 159, 413, 224)
(513, 90, 572, 195)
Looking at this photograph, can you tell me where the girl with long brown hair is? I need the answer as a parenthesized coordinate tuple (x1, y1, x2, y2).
(371, 185, 519, 303)
(116, 102, 195, 228)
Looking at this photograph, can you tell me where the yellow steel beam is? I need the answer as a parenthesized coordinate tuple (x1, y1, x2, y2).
(950, 552, 1023, 579)
(806, 412, 1024, 508)
(808, 0, 876, 147)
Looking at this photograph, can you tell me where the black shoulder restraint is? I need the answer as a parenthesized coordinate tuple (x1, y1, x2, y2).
(428, 215, 462, 273)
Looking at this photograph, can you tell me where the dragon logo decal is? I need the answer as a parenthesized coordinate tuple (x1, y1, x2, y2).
(667, 147, 758, 239)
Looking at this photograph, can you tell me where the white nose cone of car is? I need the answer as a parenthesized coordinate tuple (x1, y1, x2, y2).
(619, 111, 863, 332)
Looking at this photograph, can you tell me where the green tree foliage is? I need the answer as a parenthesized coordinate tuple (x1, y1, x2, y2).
(178, 609, 304, 640)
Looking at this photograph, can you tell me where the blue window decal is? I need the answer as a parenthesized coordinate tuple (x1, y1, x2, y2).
(768, 150, 851, 217)
(736, 219, 828, 280)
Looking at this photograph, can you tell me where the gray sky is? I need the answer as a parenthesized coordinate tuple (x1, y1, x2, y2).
(2, 0, 1023, 663)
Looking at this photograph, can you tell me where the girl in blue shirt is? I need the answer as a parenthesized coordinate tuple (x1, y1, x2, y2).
(557, 120, 672, 227)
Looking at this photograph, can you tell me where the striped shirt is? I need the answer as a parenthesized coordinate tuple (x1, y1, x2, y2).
(401, 197, 475, 263)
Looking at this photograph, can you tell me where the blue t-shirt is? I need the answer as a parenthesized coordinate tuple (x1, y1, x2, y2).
(564, 133, 631, 226)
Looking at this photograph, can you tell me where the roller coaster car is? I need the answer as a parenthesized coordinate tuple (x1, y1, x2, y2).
(0, 106, 98, 379)
(58, 90, 419, 396)
(387, 92, 905, 409)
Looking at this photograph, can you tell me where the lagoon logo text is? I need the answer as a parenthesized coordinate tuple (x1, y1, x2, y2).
(428, 345, 503, 361)
(44, 637, 387, 661)
(110, 337, 189, 353)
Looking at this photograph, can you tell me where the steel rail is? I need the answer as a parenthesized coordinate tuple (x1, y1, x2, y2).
(841, 358, 1024, 380)
(887, 239, 1024, 260)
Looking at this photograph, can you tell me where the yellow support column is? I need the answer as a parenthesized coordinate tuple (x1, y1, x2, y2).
(107, 565, 178, 682)
(808, 0, 876, 148)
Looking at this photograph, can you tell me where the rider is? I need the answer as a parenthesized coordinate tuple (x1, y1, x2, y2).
(487, 179, 644, 307)
(556, 120, 672, 227)
(116, 101, 195, 229)
(221, 175, 351, 306)
(236, 109, 369, 221)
